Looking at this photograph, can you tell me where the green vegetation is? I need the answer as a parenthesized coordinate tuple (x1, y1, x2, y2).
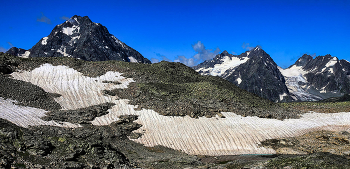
(280, 101, 350, 113)
(265, 153, 350, 169)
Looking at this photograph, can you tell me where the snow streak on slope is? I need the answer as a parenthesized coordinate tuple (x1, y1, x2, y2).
(196, 56, 249, 76)
(6, 64, 350, 156)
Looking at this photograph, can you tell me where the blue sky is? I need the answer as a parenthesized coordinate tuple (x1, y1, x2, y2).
(0, 0, 349, 68)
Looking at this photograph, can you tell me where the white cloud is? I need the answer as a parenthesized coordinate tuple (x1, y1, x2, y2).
(60, 16, 70, 21)
(192, 41, 220, 61)
(153, 41, 221, 67)
(242, 42, 254, 51)
(174, 56, 195, 67)
(151, 58, 160, 63)
(156, 53, 172, 62)
(37, 12, 52, 24)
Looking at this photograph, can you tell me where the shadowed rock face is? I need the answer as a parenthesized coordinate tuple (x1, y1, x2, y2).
(303, 55, 350, 96)
(6, 15, 151, 63)
(194, 47, 292, 102)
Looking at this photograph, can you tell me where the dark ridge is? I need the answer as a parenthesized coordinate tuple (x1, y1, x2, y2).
(42, 103, 116, 124)
(5, 47, 27, 57)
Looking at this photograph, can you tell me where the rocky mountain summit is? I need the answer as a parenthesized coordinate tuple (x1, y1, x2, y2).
(280, 54, 350, 101)
(6, 15, 151, 63)
(194, 47, 292, 102)
(195, 47, 350, 102)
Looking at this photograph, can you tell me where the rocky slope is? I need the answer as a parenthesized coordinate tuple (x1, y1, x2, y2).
(6, 15, 151, 63)
(194, 47, 292, 102)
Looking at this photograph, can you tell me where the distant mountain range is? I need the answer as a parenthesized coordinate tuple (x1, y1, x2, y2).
(6, 15, 151, 63)
(194, 48, 350, 102)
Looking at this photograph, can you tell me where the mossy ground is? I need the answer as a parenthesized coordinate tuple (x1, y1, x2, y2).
(280, 101, 350, 114)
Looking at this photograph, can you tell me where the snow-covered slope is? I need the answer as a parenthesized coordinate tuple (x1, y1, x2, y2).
(1, 64, 350, 156)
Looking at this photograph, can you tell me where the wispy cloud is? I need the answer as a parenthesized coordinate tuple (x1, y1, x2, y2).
(192, 41, 220, 61)
(0, 47, 7, 52)
(7, 42, 13, 48)
(290, 56, 297, 62)
(155, 53, 172, 62)
(152, 41, 221, 67)
(151, 58, 160, 63)
(174, 56, 195, 67)
(37, 12, 52, 24)
(242, 42, 254, 51)
(60, 16, 70, 21)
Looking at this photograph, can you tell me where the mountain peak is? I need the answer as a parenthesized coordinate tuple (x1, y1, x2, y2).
(62, 15, 93, 26)
(221, 50, 229, 55)
(24, 15, 151, 63)
(292, 54, 313, 67)
(248, 46, 268, 57)
(253, 46, 261, 51)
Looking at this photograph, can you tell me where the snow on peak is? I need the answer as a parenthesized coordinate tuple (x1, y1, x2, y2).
(73, 17, 80, 24)
(41, 37, 48, 45)
(128, 57, 138, 63)
(325, 57, 338, 67)
(62, 25, 80, 36)
(320, 57, 338, 73)
(209, 56, 249, 76)
(254, 46, 260, 51)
